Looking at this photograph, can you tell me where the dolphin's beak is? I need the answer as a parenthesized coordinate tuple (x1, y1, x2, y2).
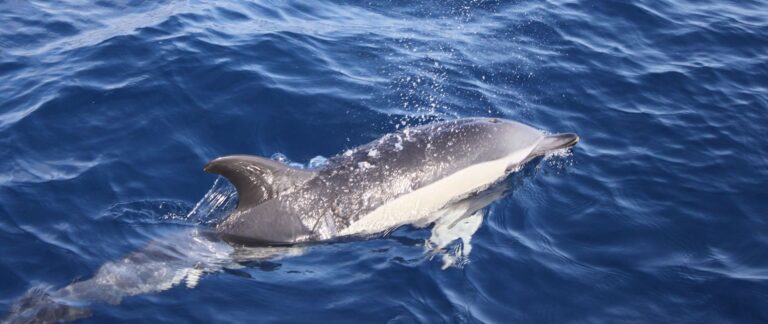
(531, 133, 579, 156)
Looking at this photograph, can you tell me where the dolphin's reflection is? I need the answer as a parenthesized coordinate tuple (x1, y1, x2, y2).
(5, 227, 304, 323)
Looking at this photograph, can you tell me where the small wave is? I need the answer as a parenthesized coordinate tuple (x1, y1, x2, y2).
(102, 199, 195, 225)
(104, 178, 237, 226)
(0, 155, 106, 186)
(185, 177, 238, 225)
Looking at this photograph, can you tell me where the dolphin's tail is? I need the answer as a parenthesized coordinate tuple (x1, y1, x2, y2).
(4, 287, 91, 324)
(532, 133, 579, 156)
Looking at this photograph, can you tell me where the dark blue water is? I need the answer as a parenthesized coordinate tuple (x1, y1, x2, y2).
(2, 0, 768, 322)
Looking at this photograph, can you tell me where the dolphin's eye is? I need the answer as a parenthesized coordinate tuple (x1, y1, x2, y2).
(488, 118, 499, 123)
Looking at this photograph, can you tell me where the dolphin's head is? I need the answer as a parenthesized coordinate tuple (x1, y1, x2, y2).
(493, 118, 578, 159)
(437, 118, 578, 169)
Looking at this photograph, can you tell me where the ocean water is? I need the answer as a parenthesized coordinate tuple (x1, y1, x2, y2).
(1, 0, 767, 322)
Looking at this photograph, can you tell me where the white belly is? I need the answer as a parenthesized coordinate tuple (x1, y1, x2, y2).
(340, 147, 533, 236)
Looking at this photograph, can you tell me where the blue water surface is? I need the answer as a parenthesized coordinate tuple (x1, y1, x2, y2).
(1, 0, 768, 322)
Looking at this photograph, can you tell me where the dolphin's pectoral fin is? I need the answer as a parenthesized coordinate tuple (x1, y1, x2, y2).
(184, 268, 204, 288)
(531, 133, 579, 156)
(204, 155, 316, 209)
(426, 207, 485, 269)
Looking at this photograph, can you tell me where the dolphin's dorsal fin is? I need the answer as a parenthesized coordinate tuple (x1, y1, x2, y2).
(203, 155, 315, 209)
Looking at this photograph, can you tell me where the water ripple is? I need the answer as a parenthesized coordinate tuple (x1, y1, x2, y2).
(1, 0, 768, 322)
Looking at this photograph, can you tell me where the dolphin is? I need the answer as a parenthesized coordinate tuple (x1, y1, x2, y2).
(4, 117, 577, 323)
(205, 117, 578, 245)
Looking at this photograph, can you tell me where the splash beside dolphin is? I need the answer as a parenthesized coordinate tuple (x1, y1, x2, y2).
(205, 117, 578, 245)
